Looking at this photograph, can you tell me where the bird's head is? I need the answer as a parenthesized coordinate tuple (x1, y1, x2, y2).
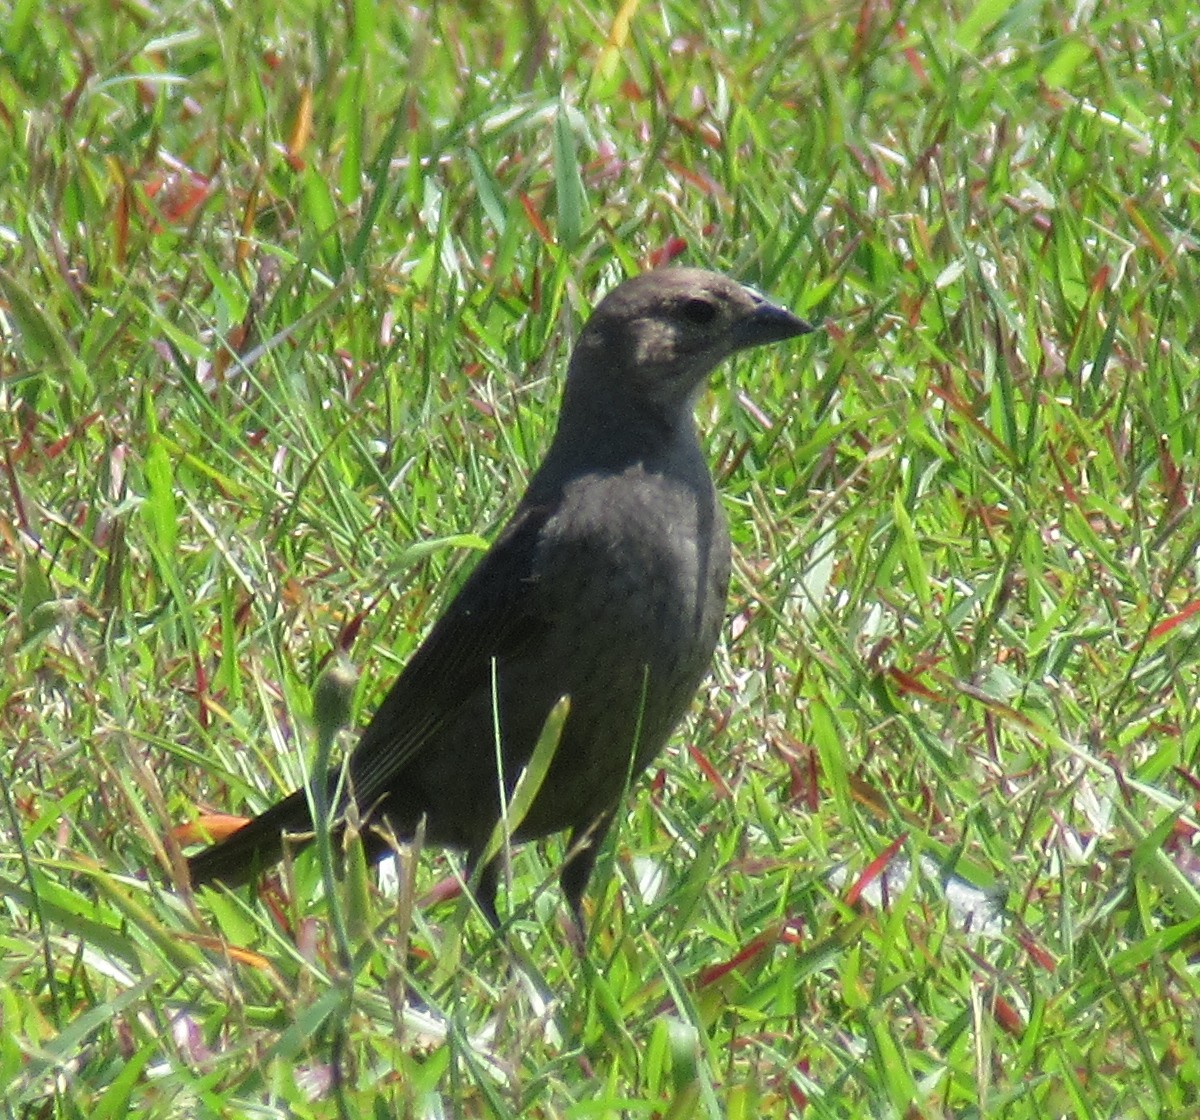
(563, 268, 812, 435)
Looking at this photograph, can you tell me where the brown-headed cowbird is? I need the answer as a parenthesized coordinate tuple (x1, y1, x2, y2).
(187, 267, 811, 927)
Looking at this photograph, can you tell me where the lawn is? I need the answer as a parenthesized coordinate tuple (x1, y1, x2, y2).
(3, 0, 1200, 1116)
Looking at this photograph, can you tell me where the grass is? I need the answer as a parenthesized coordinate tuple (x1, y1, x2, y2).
(3, 0, 1200, 1115)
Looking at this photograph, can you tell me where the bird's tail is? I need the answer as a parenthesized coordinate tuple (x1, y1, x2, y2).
(186, 785, 319, 889)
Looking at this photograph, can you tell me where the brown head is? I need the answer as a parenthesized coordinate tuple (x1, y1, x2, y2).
(558, 268, 812, 442)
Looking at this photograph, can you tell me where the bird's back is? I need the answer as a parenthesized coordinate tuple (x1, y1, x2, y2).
(349, 438, 729, 855)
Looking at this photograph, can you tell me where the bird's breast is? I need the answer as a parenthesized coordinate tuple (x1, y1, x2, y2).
(496, 461, 732, 838)
(536, 463, 730, 693)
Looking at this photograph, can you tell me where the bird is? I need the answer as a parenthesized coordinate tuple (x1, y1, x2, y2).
(186, 267, 812, 929)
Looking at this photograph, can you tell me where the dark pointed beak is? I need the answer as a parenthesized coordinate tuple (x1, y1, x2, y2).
(732, 295, 814, 351)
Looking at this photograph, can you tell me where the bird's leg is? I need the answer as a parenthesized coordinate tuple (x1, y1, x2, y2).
(560, 810, 615, 939)
(470, 854, 502, 928)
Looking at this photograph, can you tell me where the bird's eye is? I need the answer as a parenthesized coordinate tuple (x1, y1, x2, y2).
(679, 298, 718, 325)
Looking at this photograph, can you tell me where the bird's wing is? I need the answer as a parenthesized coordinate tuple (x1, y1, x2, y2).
(345, 499, 557, 810)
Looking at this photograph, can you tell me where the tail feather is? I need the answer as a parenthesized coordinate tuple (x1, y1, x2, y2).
(187, 786, 316, 889)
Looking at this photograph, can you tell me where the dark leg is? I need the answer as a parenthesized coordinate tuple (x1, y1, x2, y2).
(471, 855, 501, 928)
(560, 812, 615, 938)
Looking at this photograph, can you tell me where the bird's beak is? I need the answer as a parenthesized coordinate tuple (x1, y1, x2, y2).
(731, 295, 814, 351)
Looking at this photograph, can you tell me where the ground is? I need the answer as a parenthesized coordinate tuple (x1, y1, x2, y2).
(2, 2, 1199, 1115)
